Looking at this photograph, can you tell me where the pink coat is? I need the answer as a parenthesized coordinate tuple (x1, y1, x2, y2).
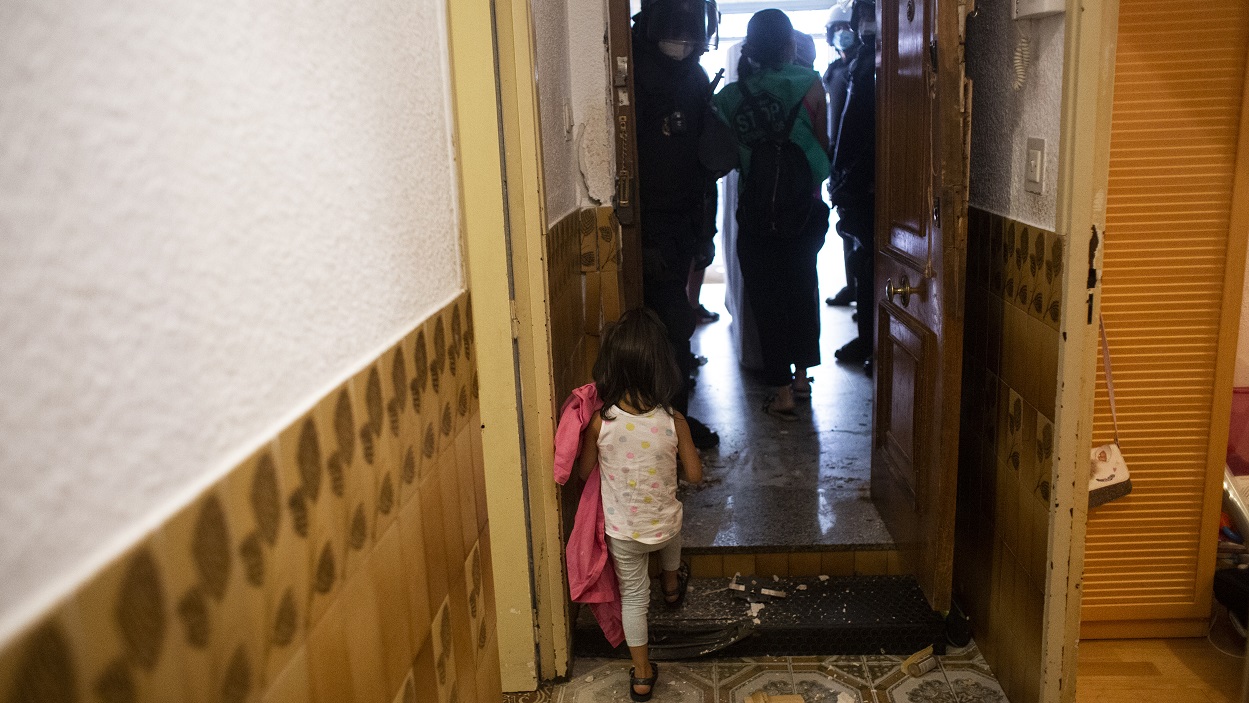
(553, 383, 624, 647)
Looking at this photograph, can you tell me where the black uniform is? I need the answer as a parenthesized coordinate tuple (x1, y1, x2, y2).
(633, 15, 715, 414)
(824, 38, 875, 348)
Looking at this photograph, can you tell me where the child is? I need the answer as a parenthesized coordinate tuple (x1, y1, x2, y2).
(577, 308, 703, 702)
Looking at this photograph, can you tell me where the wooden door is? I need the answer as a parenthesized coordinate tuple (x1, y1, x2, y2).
(1080, 0, 1249, 639)
(607, 0, 644, 311)
(871, 0, 971, 612)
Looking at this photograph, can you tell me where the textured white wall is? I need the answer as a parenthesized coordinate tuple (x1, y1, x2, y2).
(535, 0, 580, 222)
(534, 0, 615, 221)
(0, 0, 461, 638)
(967, 7, 1064, 229)
(568, 0, 616, 206)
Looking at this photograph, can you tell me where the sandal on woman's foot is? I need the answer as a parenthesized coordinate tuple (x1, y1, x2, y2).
(663, 563, 690, 608)
(762, 396, 798, 421)
(630, 663, 659, 702)
(791, 376, 814, 398)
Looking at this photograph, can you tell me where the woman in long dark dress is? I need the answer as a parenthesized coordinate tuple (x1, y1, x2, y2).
(713, 10, 830, 417)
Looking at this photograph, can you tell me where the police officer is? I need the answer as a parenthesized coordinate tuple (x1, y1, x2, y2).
(633, 0, 720, 448)
(823, 0, 876, 372)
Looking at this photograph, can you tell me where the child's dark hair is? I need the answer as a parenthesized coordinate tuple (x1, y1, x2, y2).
(593, 308, 684, 419)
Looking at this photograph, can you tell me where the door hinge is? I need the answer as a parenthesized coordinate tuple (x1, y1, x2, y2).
(509, 300, 521, 340)
(930, 40, 939, 74)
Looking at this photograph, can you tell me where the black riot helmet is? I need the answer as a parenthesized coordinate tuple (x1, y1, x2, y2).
(642, 0, 720, 51)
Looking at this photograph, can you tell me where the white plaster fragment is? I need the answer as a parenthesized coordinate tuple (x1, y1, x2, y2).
(797, 584, 808, 591)
(818, 575, 830, 581)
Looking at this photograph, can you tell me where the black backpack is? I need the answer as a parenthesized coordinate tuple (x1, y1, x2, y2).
(736, 82, 814, 238)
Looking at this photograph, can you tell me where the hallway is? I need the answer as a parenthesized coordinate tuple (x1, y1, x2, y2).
(681, 278, 892, 552)
(3, 0, 1247, 701)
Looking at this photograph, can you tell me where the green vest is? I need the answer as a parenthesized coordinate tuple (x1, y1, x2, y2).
(713, 64, 829, 186)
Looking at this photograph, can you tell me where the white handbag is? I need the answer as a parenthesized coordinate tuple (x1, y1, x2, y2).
(1090, 315, 1133, 508)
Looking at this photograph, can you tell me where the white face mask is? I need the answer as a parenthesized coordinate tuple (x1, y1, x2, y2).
(658, 40, 695, 60)
(832, 28, 857, 52)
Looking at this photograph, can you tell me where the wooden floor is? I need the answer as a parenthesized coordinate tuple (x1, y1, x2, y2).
(1076, 637, 1244, 703)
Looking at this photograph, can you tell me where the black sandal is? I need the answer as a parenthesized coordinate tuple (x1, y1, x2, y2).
(662, 563, 689, 608)
(630, 663, 659, 702)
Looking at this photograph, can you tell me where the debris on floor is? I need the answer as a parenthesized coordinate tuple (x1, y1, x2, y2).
(728, 573, 787, 600)
(901, 644, 937, 677)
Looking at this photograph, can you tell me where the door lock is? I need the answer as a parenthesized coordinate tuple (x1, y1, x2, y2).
(886, 275, 918, 306)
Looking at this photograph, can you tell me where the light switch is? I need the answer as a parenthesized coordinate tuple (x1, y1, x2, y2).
(1025, 137, 1045, 194)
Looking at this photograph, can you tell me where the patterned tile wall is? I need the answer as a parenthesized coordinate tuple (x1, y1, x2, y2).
(954, 208, 1062, 703)
(0, 292, 502, 703)
(580, 206, 625, 382)
(559, 206, 625, 543)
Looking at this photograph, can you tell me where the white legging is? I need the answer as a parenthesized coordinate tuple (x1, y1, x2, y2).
(607, 533, 683, 647)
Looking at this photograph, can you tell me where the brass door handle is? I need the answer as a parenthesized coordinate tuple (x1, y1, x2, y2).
(886, 275, 918, 306)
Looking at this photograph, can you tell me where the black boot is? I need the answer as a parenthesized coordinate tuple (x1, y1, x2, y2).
(825, 285, 855, 307)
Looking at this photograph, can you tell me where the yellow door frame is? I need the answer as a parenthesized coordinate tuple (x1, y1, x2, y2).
(446, 0, 571, 692)
(1044, 0, 1118, 699)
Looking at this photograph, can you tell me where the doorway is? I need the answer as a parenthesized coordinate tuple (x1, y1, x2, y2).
(474, 0, 1118, 695)
(680, 5, 890, 555)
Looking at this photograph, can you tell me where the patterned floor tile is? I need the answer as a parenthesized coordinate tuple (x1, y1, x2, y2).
(502, 682, 559, 703)
(882, 673, 959, 703)
(524, 643, 1007, 703)
(867, 655, 958, 703)
(861, 655, 904, 688)
(791, 671, 866, 703)
(939, 642, 984, 664)
(563, 661, 714, 703)
(938, 647, 994, 680)
(805, 656, 872, 689)
(717, 662, 795, 703)
(567, 657, 623, 680)
(942, 669, 1007, 703)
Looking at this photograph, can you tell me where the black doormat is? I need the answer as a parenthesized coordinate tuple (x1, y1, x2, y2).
(573, 575, 946, 659)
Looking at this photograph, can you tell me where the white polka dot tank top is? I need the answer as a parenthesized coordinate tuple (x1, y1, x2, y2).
(597, 405, 681, 544)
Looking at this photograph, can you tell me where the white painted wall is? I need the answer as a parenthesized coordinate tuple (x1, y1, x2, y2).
(568, 0, 617, 207)
(0, 0, 462, 639)
(967, 6, 1065, 229)
(534, 0, 616, 222)
(535, 0, 580, 222)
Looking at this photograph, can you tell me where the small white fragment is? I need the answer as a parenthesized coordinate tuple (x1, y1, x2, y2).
(818, 575, 830, 581)
(749, 603, 766, 617)
(797, 584, 808, 591)
(772, 575, 780, 582)
(585, 675, 595, 683)
(752, 617, 762, 624)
